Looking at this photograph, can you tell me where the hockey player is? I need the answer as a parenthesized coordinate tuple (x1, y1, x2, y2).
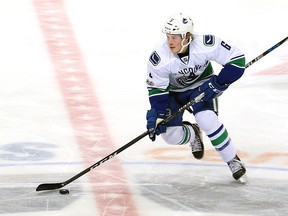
(146, 13, 247, 181)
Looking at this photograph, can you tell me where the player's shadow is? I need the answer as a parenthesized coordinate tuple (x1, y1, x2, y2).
(138, 173, 288, 216)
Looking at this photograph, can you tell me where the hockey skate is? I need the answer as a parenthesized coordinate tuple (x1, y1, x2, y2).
(227, 155, 247, 183)
(183, 121, 204, 160)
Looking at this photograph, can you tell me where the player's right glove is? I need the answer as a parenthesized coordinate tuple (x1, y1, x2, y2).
(146, 108, 167, 141)
(197, 75, 229, 101)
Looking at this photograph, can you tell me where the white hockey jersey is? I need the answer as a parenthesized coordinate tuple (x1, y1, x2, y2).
(146, 34, 245, 95)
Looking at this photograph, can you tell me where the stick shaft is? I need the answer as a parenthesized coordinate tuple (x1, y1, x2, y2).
(245, 36, 288, 68)
(36, 94, 203, 191)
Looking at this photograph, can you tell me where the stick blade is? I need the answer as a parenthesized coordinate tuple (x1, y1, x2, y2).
(36, 182, 65, 191)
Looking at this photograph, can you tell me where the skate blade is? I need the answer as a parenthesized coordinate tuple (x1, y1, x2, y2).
(237, 174, 248, 184)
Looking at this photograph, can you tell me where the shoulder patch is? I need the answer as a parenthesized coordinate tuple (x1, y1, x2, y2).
(203, 35, 215, 47)
(149, 51, 161, 66)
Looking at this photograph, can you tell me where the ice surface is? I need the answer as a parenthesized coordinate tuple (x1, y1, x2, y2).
(0, 0, 287, 215)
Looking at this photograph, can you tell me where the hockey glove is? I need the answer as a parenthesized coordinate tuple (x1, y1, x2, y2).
(198, 75, 229, 101)
(146, 108, 167, 141)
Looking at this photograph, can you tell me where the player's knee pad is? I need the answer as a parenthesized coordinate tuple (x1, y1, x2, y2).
(195, 110, 222, 135)
(161, 126, 184, 145)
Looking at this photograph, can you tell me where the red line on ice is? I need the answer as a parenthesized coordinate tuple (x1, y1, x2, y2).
(33, 1, 139, 215)
(253, 57, 288, 75)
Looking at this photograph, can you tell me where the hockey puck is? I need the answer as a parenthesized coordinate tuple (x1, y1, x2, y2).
(59, 189, 69, 195)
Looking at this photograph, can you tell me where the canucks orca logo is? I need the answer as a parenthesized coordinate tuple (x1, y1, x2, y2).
(149, 51, 161, 66)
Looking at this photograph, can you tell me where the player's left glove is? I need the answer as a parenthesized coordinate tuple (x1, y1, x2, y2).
(146, 108, 167, 141)
(198, 75, 229, 101)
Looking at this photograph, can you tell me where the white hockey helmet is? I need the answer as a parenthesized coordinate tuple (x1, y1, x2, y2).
(162, 13, 194, 39)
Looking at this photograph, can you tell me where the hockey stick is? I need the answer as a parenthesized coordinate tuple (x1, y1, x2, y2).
(36, 93, 205, 191)
(36, 36, 287, 192)
(245, 36, 288, 68)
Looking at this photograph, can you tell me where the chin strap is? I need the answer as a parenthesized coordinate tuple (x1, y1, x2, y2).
(178, 36, 192, 54)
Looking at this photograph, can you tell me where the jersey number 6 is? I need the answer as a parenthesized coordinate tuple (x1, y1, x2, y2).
(221, 41, 231, 50)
